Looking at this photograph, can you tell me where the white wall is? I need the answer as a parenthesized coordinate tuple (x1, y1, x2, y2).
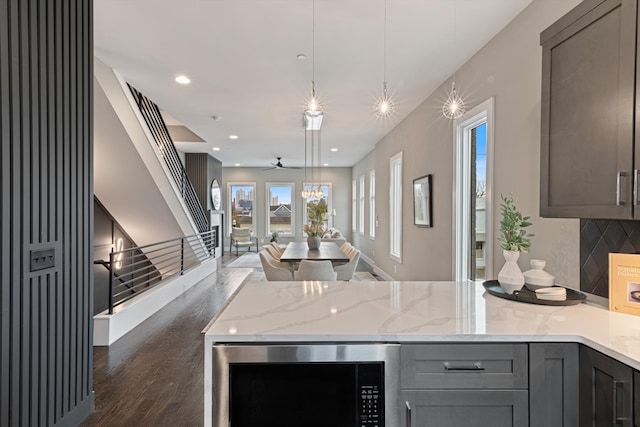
(353, 0, 582, 286)
(222, 167, 352, 244)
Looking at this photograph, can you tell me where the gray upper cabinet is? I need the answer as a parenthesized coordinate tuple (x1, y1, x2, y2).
(540, 0, 638, 219)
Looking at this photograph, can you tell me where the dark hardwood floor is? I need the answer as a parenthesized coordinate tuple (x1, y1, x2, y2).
(81, 251, 375, 426)
(81, 254, 253, 427)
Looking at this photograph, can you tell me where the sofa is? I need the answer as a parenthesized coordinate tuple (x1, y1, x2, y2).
(321, 227, 347, 247)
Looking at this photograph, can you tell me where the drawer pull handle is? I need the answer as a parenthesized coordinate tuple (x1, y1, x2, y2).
(443, 361, 484, 371)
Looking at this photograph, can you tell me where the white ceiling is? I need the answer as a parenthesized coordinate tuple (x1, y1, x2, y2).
(94, 0, 534, 167)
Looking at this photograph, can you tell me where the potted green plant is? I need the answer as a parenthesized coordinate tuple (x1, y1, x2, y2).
(270, 231, 279, 243)
(497, 194, 534, 294)
(304, 199, 328, 249)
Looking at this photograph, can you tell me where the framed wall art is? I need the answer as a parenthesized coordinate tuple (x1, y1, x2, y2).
(413, 174, 432, 227)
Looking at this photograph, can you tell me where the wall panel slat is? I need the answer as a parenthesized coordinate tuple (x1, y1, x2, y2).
(0, 0, 93, 425)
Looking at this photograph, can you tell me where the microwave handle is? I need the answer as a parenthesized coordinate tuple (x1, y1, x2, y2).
(405, 400, 412, 427)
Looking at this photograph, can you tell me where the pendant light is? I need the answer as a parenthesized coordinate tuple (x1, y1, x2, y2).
(442, 1, 466, 120)
(374, 0, 395, 118)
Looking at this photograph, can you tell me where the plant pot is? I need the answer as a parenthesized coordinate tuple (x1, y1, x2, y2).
(307, 236, 321, 250)
(498, 250, 525, 294)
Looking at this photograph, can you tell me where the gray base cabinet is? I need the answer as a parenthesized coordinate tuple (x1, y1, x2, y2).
(401, 390, 528, 427)
(634, 371, 639, 427)
(579, 346, 633, 426)
(529, 343, 579, 426)
(400, 344, 528, 426)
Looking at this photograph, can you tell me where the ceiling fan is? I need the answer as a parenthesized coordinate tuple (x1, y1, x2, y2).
(262, 157, 302, 171)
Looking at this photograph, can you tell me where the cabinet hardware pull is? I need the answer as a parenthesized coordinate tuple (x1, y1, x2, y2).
(613, 380, 625, 424)
(405, 401, 411, 427)
(443, 361, 484, 371)
(634, 169, 639, 206)
(617, 171, 628, 206)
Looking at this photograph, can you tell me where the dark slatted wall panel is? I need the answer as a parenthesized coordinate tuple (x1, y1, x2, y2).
(185, 153, 209, 212)
(0, 0, 94, 426)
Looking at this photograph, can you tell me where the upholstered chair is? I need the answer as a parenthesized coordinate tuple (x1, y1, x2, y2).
(334, 249, 361, 281)
(269, 242, 285, 256)
(259, 251, 294, 281)
(231, 227, 258, 255)
(294, 260, 337, 281)
(263, 244, 282, 260)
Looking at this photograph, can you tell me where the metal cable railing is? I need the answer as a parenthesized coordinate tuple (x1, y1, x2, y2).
(94, 230, 216, 314)
(128, 84, 209, 233)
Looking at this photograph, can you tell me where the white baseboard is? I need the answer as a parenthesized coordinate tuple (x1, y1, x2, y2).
(359, 252, 395, 281)
(93, 259, 217, 346)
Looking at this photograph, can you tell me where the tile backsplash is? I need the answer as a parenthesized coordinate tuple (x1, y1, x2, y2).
(580, 219, 640, 297)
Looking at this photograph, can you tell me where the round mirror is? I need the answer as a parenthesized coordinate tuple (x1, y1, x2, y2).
(211, 179, 221, 210)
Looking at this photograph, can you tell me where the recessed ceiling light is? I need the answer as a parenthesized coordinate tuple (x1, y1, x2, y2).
(323, 163, 329, 167)
(330, 148, 338, 152)
(229, 135, 239, 140)
(297, 54, 306, 60)
(234, 163, 240, 167)
(175, 75, 191, 84)
(212, 147, 220, 151)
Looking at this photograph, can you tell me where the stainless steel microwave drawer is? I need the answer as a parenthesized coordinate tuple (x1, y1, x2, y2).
(401, 344, 528, 389)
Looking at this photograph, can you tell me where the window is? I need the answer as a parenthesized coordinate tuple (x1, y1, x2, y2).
(455, 98, 494, 282)
(303, 182, 332, 228)
(228, 182, 256, 234)
(390, 152, 402, 261)
(359, 175, 365, 235)
(369, 170, 376, 239)
(352, 179, 357, 232)
(266, 183, 294, 236)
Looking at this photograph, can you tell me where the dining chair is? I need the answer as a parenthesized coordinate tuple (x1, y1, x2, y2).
(269, 242, 285, 256)
(263, 244, 282, 260)
(259, 251, 294, 281)
(294, 260, 337, 281)
(334, 249, 361, 281)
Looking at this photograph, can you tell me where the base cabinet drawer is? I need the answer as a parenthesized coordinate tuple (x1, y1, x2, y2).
(401, 390, 528, 427)
(401, 344, 528, 389)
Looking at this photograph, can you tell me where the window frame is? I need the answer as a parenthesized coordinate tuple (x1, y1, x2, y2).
(302, 182, 332, 229)
(359, 175, 365, 235)
(227, 182, 256, 235)
(265, 182, 295, 237)
(453, 97, 494, 282)
(352, 179, 357, 232)
(369, 170, 376, 239)
(389, 152, 403, 262)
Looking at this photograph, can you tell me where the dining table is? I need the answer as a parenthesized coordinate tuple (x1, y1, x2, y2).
(279, 241, 350, 265)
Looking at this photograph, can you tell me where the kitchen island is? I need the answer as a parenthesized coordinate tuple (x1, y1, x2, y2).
(203, 280, 640, 426)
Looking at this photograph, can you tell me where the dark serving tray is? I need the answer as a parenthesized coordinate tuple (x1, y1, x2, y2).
(483, 280, 586, 306)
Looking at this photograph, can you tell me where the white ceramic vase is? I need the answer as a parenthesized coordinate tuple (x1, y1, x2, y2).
(498, 250, 525, 294)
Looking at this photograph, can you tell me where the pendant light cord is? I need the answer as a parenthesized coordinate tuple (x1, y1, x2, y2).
(383, 0, 387, 83)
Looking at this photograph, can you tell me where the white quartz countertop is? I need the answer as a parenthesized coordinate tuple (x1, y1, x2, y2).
(203, 280, 640, 370)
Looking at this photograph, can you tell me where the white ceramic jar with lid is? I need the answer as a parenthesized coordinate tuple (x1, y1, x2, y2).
(523, 259, 555, 290)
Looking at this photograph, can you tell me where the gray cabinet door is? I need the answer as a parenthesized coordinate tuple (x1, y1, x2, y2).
(529, 343, 579, 426)
(540, 0, 637, 218)
(401, 390, 528, 427)
(579, 346, 633, 426)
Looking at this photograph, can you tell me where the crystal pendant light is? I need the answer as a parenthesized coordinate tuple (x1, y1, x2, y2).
(374, 0, 394, 118)
(442, 1, 466, 120)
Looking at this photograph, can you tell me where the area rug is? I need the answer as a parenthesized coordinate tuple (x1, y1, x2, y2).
(226, 252, 262, 268)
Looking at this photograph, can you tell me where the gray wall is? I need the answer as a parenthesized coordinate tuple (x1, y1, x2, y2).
(222, 167, 352, 244)
(353, 0, 582, 286)
(0, 0, 94, 425)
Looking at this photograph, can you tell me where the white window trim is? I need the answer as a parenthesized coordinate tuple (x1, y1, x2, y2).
(352, 179, 357, 232)
(265, 182, 295, 237)
(453, 97, 494, 282)
(369, 170, 376, 239)
(227, 181, 257, 235)
(390, 152, 403, 262)
(359, 175, 365, 235)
